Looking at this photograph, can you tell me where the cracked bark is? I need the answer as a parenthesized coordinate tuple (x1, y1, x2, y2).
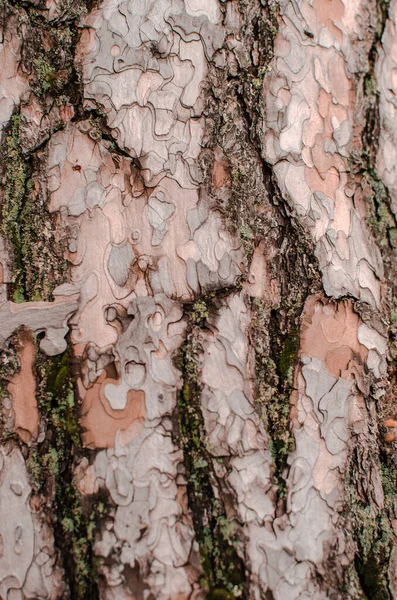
(0, 0, 397, 599)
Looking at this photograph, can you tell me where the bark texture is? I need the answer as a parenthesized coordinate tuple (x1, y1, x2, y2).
(0, 0, 397, 599)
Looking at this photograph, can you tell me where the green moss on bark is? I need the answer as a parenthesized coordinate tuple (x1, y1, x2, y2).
(0, 1, 92, 301)
(344, 451, 395, 600)
(0, 114, 31, 302)
(0, 111, 67, 301)
(250, 300, 298, 501)
(27, 347, 99, 600)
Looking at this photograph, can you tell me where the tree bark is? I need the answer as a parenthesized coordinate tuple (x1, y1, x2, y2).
(0, 0, 396, 598)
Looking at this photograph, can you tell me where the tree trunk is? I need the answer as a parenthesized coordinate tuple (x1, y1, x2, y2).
(0, 0, 396, 598)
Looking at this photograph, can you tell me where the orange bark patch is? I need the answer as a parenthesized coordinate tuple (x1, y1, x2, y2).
(59, 104, 75, 124)
(313, 0, 344, 25)
(300, 295, 368, 378)
(384, 418, 397, 428)
(7, 328, 39, 444)
(244, 241, 281, 305)
(212, 160, 230, 189)
(80, 368, 145, 449)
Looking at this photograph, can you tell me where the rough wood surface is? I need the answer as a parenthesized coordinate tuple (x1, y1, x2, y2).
(0, 0, 396, 598)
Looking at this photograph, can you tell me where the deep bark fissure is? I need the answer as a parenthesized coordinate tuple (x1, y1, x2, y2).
(205, 0, 322, 503)
(176, 292, 247, 599)
(31, 344, 101, 600)
(341, 2, 397, 595)
(0, 112, 34, 301)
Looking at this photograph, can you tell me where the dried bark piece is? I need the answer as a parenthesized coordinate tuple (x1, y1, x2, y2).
(47, 123, 242, 314)
(300, 295, 368, 379)
(80, 427, 201, 598)
(0, 10, 29, 140)
(0, 295, 78, 356)
(0, 448, 65, 599)
(79, 294, 185, 448)
(79, 0, 222, 187)
(80, 368, 146, 449)
(75, 295, 201, 596)
(197, 291, 275, 598)
(264, 0, 383, 308)
(244, 241, 281, 304)
(7, 328, 39, 444)
(377, 0, 397, 217)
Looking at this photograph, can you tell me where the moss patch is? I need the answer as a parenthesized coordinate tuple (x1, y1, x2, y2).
(250, 301, 296, 500)
(0, 338, 19, 440)
(27, 347, 99, 600)
(0, 114, 31, 302)
(344, 450, 395, 600)
(0, 110, 67, 301)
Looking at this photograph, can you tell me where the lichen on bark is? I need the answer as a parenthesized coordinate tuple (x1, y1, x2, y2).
(28, 345, 100, 599)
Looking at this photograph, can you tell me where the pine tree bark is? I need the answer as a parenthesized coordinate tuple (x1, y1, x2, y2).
(0, 0, 396, 598)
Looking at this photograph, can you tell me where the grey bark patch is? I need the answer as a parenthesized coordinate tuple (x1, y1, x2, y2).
(107, 243, 135, 287)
